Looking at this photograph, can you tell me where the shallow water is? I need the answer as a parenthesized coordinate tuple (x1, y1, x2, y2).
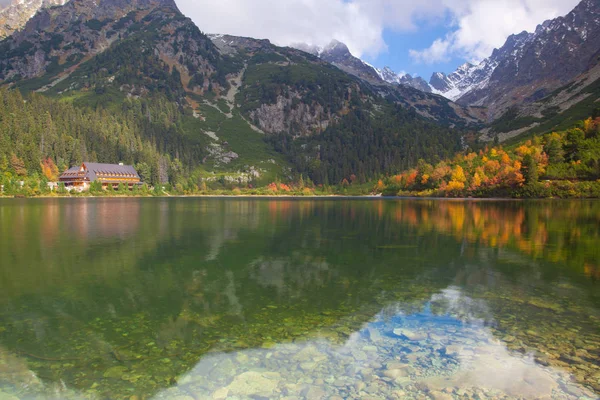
(0, 198, 598, 400)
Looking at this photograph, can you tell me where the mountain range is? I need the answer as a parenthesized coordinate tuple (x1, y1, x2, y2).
(291, 0, 600, 138)
(0, 0, 599, 185)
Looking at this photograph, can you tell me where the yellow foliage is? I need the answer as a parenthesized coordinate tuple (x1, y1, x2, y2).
(516, 145, 532, 157)
(446, 180, 465, 192)
(584, 117, 594, 133)
(471, 172, 482, 189)
(451, 165, 467, 183)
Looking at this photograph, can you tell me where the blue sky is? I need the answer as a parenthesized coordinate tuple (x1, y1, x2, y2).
(364, 23, 464, 79)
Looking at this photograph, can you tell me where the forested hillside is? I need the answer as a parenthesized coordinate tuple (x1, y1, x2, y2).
(0, 88, 183, 184)
(0, 0, 470, 191)
(378, 114, 600, 198)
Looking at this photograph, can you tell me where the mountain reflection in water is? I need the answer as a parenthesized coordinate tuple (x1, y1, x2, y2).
(0, 198, 598, 399)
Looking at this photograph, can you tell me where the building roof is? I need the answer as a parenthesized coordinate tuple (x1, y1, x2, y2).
(60, 163, 140, 182)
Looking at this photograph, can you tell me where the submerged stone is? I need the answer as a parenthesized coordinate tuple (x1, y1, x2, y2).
(103, 366, 128, 379)
(393, 329, 427, 341)
(226, 371, 280, 397)
(382, 368, 409, 379)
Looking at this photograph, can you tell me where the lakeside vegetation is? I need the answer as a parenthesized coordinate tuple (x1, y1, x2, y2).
(377, 115, 600, 199)
(1, 87, 599, 199)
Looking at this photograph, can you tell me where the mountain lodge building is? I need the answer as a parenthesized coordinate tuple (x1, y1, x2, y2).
(59, 163, 141, 189)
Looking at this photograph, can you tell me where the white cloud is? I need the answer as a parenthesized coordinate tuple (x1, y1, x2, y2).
(410, 37, 452, 64)
(410, 0, 581, 64)
(174, 0, 581, 62)
(175, 0, 457, 58)
(175, 0, 384, 58)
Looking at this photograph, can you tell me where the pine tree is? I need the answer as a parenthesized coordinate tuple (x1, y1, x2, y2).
(521, 154, 539, 185)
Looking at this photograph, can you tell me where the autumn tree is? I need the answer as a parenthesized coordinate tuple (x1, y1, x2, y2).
(10, 154, 27, 177)
(41, 157, 59, 181)
(451, 165, 467, 184)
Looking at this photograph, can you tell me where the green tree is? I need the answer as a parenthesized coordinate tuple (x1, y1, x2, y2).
(136, 162, 151, 183)
(57, 182, 67, 195)
(564, 129, 585, 162)
(0, 155, 8, 173)
(521, 154, 539, 185)
(90, 180, 103, 194)
(544, 138, 563, 165)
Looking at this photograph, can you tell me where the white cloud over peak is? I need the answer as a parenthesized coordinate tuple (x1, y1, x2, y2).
(410, 0, 581, 64)
(175, 0, 455, 58)
(175, 0, 581, 62)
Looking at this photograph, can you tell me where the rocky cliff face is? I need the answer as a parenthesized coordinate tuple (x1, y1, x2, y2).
(0, 0, 66, 39)
(376, 66, 432, 93)
(0, 0, 220, 94)
(431, 0, 600, 120)
(318, 40, 382, 83)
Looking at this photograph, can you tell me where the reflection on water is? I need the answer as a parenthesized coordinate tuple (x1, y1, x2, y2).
(0, 198, 598, 399)
(157, 287, 596, 400)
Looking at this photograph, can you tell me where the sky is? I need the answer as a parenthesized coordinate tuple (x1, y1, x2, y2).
(175, 0, 581, 80)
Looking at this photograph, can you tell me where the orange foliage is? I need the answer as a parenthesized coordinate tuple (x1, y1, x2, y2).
(432, 163, 452, 183)
(484, 159, 501, 175)
(278, 183, 292, 192)
(405, 170, 418, 187)
(41, 157, 59, 181)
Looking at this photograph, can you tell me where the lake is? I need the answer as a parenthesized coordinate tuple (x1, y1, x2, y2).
(0, 198, 599, 400)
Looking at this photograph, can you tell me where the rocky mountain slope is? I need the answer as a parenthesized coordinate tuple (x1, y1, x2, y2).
(292, 41, 434, 94)
(375, 66, 432, 93)
(431, 0, 600, 123)
(0, 0, 66, 39)
(0, 0, 475, 186)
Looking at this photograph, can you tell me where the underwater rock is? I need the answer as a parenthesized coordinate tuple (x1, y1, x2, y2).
(366, 327, 383, 342)
(302, 385, 327, 400)
(362, 345, 378, 353)
(211, 387, 229, 399)
(293, 346, 327, 363)
(444, 345, 462, 356)
(382, 368, 409, 379)
(430, 391, 453, 400)
(226, 371, 280, 397)
(393, 329, 427, 341)
(103, 366, 128, 379)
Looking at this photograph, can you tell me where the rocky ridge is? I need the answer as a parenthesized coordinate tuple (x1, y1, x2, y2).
(291, 40, 433, 93)
(431, 0, 600, 120)
(0, 0, 66, 39)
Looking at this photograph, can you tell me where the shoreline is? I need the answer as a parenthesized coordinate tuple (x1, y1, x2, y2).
(1, 194, 598, 201)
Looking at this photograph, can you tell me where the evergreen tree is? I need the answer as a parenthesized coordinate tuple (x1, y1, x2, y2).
(522, 154, 539, 185)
